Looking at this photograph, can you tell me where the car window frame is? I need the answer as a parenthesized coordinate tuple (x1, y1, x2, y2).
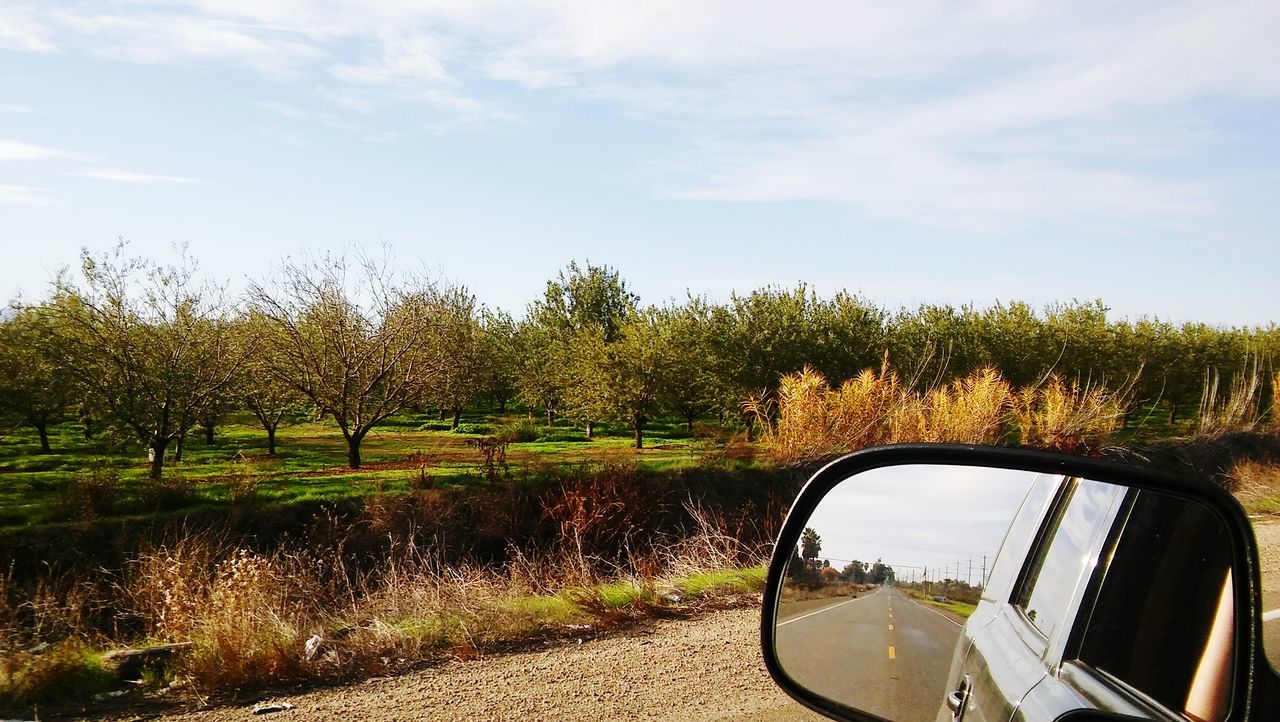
(1008, 476, 1128, 667)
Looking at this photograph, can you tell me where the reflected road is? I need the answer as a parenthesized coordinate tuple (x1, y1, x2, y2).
(775, 587, 961, 721)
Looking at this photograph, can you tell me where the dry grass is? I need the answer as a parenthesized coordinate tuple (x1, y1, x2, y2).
(1228, 460, 1280, 515)
(1198, 360, 1265, 436)
(757, 366, 1122, 461)
(0, 493, 774, 708)
(1013, 374, 1124, 454)
(1274, 372, 1280, 432)
(889, 367, 1011, 444)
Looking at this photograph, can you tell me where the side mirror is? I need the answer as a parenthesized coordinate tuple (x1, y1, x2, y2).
(761, 444, 1270, 722)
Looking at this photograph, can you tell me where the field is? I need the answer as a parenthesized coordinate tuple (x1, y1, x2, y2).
(0, 410, 737, 530)
(0, 407, 791, 711)
(2, 394, 1277, 714)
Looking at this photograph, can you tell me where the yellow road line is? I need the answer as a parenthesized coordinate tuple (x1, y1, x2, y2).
(889, 624, 894, 631)
(888, 646, 896, 659)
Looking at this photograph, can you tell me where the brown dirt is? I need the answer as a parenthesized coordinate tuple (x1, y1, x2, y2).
(106, 608, 826, 722)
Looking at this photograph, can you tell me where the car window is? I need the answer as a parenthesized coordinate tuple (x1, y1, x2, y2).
(1074, 490, 1234, 721)
(1014, 478, 1117, 642)
(982, 472, 1063, 602)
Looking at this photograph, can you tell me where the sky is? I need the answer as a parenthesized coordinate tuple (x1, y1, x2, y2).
(803, 465, 1038, 586)
(2, 1, 1278, 324)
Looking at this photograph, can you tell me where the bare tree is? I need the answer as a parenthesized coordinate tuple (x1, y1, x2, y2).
(247, 254, 443, 468)
(47, 243, 245, 479)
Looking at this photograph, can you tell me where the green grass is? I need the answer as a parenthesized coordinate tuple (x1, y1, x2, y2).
(925, 599, 977, 618)
(593, 581, 650, 609)
(676, 567, 767, 597)
(0, 642, 116, 706)
(0, 410, 745, 529)
(498, 594, 585, 623)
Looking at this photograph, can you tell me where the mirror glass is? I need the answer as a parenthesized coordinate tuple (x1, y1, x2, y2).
(771, 463, 1237, 722)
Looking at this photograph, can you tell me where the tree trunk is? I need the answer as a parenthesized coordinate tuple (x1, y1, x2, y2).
(744, 413, 756, 443)
(35, 421, 51, 453)
(174, 434, 185, 462)
(148, 439, 169, 480)
(451, 408, 462, 430)
(266, 425, 277, 456)
(346, 432, 363, 469)
(204, 423, 215, 445)
(498, 397, 508, 413)
(438, 409, 446, 421)
(684, 410, 695, 433)
(586, 420, 594, 439)
(1169, 403, 1178, 425)
(633, 414, 647, 449)
(546, 407, 555, 426)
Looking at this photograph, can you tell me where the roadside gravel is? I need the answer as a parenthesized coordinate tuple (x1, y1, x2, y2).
(145, 607, 827, 722)
(1254, 519, 1280, 598)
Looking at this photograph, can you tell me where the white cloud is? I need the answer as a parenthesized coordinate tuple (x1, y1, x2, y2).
(0, 4, 56, 52)
(330, 33, 452, 87)
(0, 185, 56, 206)
(55, 10, 323, 79)
(0, 139, 74, 161)
(0, 104, 39, 114)
(362, 130, 404, 144)
(68, 168, 201, 184)
(6, 0, 1280, 229)
(259, 100, 354, 129)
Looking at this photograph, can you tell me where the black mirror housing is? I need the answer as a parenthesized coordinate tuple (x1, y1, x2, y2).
(761, 444, 1270, 722)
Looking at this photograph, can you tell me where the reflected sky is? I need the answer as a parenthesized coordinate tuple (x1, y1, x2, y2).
(804, 465, 1045, 585)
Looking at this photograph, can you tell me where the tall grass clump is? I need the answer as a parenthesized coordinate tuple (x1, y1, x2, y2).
(1227, 460, 1280, 515)
(888, 367, 1011, 444)
(1197, 360, 1265, 436)
(1013, 374, 1124, 454)
(757, 366, 1128, 461)
(751, 366, 905, 459)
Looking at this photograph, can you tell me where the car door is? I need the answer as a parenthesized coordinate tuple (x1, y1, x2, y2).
(1018, 487, 1238, 722)
(953, 476, 1127, 722)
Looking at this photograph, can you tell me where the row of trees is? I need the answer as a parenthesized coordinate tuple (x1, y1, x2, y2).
(1, 246, 1278, 478)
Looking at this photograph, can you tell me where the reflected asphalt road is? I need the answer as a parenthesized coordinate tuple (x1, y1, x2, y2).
(1263, 589, 1280, 671)
(775, 586, 961, 721)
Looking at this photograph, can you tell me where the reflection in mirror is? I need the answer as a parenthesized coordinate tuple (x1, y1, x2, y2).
(771, 464, 1236, 722)
(1236, 462, 1280, 673)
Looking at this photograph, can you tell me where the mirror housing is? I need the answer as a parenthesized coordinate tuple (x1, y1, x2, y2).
(760, 444, 1271, 722)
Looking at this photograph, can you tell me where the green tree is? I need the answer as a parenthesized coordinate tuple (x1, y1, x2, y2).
(565, 310, 673, 448)
(811, 292, 887, 384)
(46, 244, 245, 479)
(977, 301, 1058, 387)
(478, 308, 520, 413)
(429, 288, 489, 430)
(841, 560, 868, 583)
(232, 313, 305, 456)
(868, 558, 893, 585)
(800, 527, 822, 571)
(0, 306, 80, 452)
(655, 299, 726, 432)
(713, 285, 821, 437)
(887, 304, 985, 387)
(513, 319, 564, 426)
(531, 260, 638, 343)
(522, 261, 641, 431)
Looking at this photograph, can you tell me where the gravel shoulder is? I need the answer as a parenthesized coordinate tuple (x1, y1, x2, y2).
(89, 521, 1280, 721)
(128, 607, 827, 722)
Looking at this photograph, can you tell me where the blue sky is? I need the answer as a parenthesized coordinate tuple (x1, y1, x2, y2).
(2, 1, 1277, 324)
